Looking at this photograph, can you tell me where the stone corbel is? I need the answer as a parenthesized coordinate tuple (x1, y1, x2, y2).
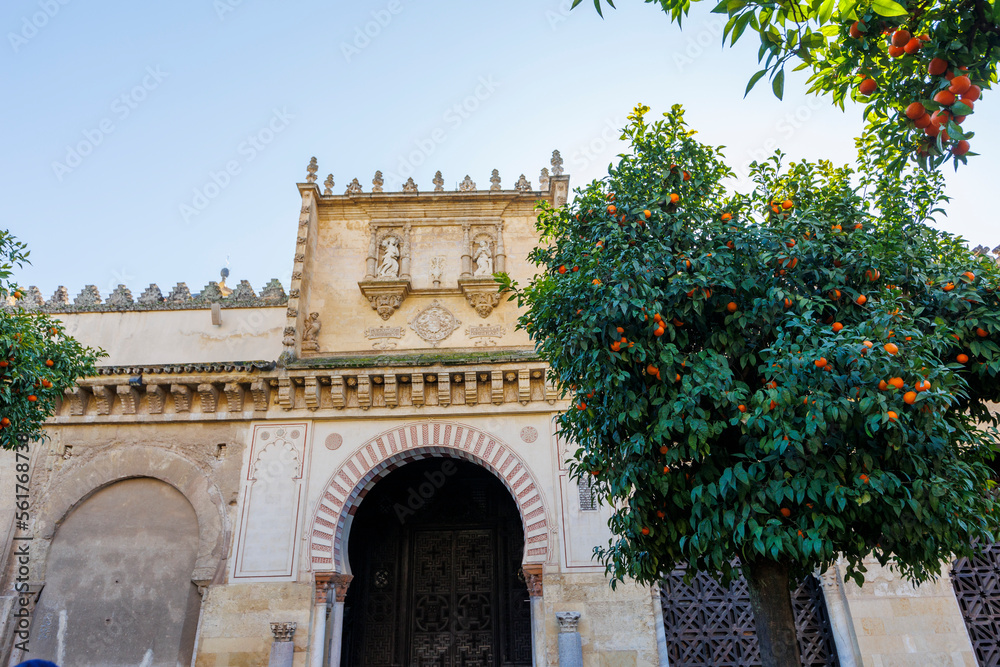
(116, 385, 140, 415)
(197, 383, 220, 413)
(250, 379, 271, 412)
(304, 376, 321, 410)
(146, 385, 166, 414)
(223, 382, 245, 412)
(92, 385, 114, 415)
(357, 279, 411, 320)
(171, 384, 194, 412)
(458, 277, 505, 318)
(64, 386, 90, 416)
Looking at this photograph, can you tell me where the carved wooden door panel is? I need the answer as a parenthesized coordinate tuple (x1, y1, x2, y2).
(409, 529, 497, 666)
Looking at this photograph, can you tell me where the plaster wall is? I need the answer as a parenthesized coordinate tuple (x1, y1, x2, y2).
(54, 307, 285, 365)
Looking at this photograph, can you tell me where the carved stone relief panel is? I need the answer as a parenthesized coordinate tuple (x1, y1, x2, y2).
(466, 324, 506, 346)
(409, 300, 461, 347)
(364, 325, 404, 350)
(233, 424, 308, 581)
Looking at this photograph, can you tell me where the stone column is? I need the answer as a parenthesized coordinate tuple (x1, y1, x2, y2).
(400, 224, 412, 280)
(522, 564, 546, 667)
(819, 563, 863, 667)
(327, 573, 354, 667)
(310, 573, 331, 667)
(494, 222, 506, 274)
(365, 227, 378, 280)
(556, 612, 583, 667)
(461, 224, 472, 277)
(650, 585, 671, 667)
(268, 622, 296, 667)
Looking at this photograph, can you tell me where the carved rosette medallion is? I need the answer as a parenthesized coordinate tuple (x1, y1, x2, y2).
(520, 426, 538, 443)
(409, 300, 460, 347)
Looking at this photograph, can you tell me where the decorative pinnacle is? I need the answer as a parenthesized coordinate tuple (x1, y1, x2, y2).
(323, 174, 334, 195)
(490, 169, 501, 191)
(550, 150, 564, 176)
(432, 171, 444, 192)
(306, 157, 319, 183)
(372, 170, 384, 193)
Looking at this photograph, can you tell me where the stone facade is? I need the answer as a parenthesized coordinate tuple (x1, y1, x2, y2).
(0, 157, 984, 667)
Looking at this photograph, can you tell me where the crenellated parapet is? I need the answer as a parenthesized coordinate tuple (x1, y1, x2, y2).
(5, 278, 288, 313)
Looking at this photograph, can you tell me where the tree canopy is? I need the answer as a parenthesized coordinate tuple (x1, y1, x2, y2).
(575, 0, 999, 171)
(502, 104, 1000, 665)
(0, 230, 104, 450)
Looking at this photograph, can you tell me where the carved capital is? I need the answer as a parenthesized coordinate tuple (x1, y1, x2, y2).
(270, 622, 296, 642)
(314, 572, 333, 605)
(331, 573, 354, 602)
(358, 279, 411, 320)
(556, 611, 581, 633)
(522, 564, 543, 598)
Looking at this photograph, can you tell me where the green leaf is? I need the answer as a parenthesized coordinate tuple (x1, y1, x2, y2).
(772, 68, 785, 100)
(818, 0, 835, 23)
(871, 0, 908, 16)
(744, 69, 768, 97)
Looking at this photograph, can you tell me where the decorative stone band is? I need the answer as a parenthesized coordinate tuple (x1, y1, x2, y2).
(308, 420, 551, 571)
(51, 363, 562, 421)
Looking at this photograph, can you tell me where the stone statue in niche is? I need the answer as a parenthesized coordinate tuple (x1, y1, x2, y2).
(473, 238, 493, 277)
(377, 236, 400, 278)
(301, 312, 321, 351)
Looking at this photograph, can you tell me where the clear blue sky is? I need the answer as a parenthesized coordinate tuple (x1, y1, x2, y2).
(3, 0, 997, 299)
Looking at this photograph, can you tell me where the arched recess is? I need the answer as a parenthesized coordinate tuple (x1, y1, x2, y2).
(309, 420, 551, 573)
(35, 445, 229, 584)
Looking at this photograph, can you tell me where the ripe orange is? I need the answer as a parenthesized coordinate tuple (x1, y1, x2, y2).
(815, 358, 828, 368)
(644, 209, 651, 219)
(849, 21, 864, 38)
(45, 359, 54, 366)
(607, 204, 616, 215)
(860, 474, 870, 484)
(949, 75, 972, 95)
(669, 193, 680, 204)
(903, 38, 921, 54)
(832, 322, 844, 333)
(884, 342, 899, 355)
(965, 85, 982, 101)
(889, 377, 905, 389)
(943, 282, 955, 292)
(891, 29, 911, 47)
(41, 379, 52, 388)
(672, 318, 684, 327)
(641, 527, 650, 535)
(830, 289, 842, 300)
(558, 265, 567, 274)
(660, 445, 669, 454)
(866, 268, 880, 282)
(914, 113, 932, 129)
(904, 391, 917, 404)
(27, 395, 37, 402)
(957, 353, 969, 363)
(878, 380, 889, 390)
(863, 340, 874, 348)
(952, 140, 970, 156)
(976, 327, 988, 337)
(886, 410, 898, 421)
(781, 199, 794, 210)
(0, 417, 8, 427)
(738, 404, 747, 413)
(577, 401, 587, 410)
(859, 78, 877, 95)
(964, 271, 976, 282)
(888, 45, 905, 58)
(915, 380, 931, 392)
(783, 297, 792, 309)
(931, 109, 951, 126)
(905, 102, 926, 119)
(654, 326, 665, 337)
(780, 507, 791, 518)
(928, 58, 949, 75)
(592, 278, 601, 285)
(855, 294, 867, 305)
(933, 90, 957, 106)
(721, 212, 732, 221)
(726, 302, 738, 313)
(769, 400, 777, 410)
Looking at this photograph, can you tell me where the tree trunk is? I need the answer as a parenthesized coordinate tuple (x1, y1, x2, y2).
(743, 558, 802, 667)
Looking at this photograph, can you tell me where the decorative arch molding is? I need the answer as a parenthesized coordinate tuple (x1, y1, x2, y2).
(34, 446, 229, 584)
(309, 420, 551, 573)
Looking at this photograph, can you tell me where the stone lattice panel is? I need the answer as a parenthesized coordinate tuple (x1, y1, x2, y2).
(660, 564, 840, 667)
(953, 543, 1000, 666)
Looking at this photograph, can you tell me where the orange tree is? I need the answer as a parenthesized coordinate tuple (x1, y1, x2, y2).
(0, 230, 104, 450)
(500, 105, 1000, 667)
(576, 0, 999, 171)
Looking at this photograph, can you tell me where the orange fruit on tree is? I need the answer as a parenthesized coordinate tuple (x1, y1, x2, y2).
(888, 45, 905, 58)
(783, 297, 792, 309)
(865, 268, 880, 282)
(887, 410, 898, 421)
(641, 527, 650, 535)
(943, 282, 955, 292)
(928, 57, 949, 75)
(592, 278, 601, 285)
(832, 322, 844, 333)
(780, 507, 791, 518)
(726, 302, 738, 313)
(903, 38, 921, 54)
(933, 90, 957, 106)
(607, 204, 616, 215)
(878, 380, 889, 390)
(815, 358, 828, 368)
(721, 212, 732, 221)
(654, 326, 665, 337)
(957, 353, 970, 363)
(965, 85, 982, 101)
(860, 474, 870, 484)
(952, 140, 970, 156)
(558, 265, 567, 274)
(913, 113, 932, 129)
(949, 75, 972, 95)
(781, 199, 794, 210)
(46, 359, 54, 366)
(884, 342, 899, 355)
(889, 377, 905, 389)
(855, 294, 867, 305)
(28, 395, 37, 402)
(738, 404, 747, 413)
(669, 193, 680, 204)
(830, 289, 842, 300)
(904, 391, 917, 404)
(963, 271, 976, 281)
(660, 445, 669, 454)
(859, 78, 877, 95)
(891, 29, 911, 47)
(647, 364, 659, 376)
(849, 20, 865, 38)
(976, 327, 988, 337)
(905, 102, 926, 119)
(915, 380, 931, 392)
